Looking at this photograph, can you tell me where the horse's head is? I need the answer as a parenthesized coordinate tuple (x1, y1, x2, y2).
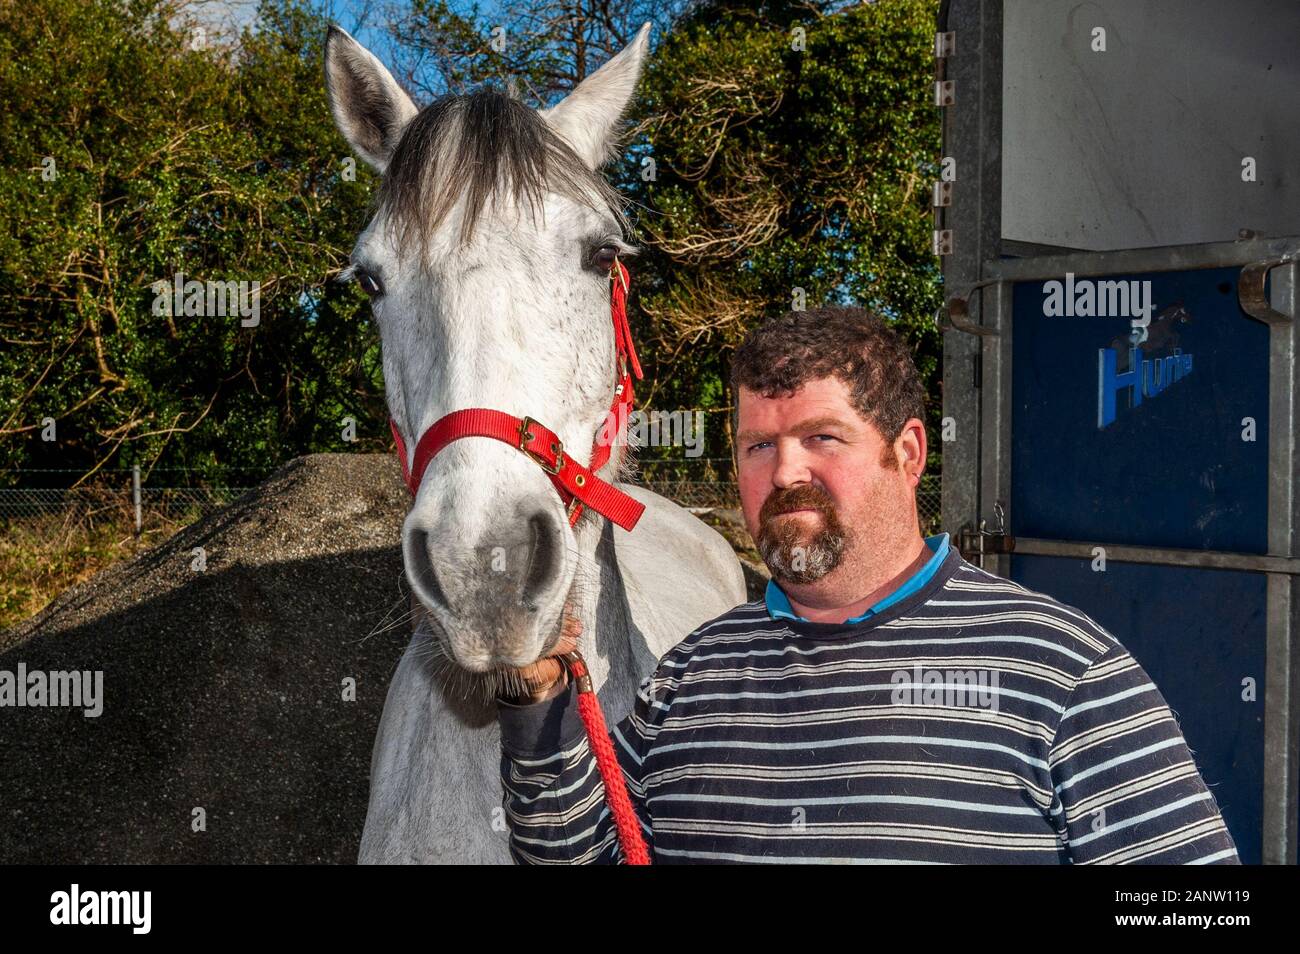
(325, 24, 650, 672)
(1154, 300, 1190, 325)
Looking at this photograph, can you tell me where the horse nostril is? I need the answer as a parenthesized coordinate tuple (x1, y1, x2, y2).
(405, 527, 452, 612)
(519, 509, 563, 611)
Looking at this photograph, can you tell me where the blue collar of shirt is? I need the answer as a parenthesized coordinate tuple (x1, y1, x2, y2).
(765, 532, 950, 625)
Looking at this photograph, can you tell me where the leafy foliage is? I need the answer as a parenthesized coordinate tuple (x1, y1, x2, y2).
(0, 0, 382, 485)
(618, 0, 943, 465)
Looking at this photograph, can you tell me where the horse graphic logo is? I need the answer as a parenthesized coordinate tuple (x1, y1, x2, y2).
(1105, 301, 1191, 373)
(1107, 300, 1190, 371)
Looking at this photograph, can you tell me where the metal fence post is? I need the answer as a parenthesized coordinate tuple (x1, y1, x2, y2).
(132, 464, 141, 535)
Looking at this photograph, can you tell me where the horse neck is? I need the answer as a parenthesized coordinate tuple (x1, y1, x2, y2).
(569, 512, 639, 701)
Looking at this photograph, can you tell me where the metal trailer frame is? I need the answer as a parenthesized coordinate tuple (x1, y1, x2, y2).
(937, 0, 1300, 864)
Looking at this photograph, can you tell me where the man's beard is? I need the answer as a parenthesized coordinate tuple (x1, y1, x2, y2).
(755, 484, 850, 584)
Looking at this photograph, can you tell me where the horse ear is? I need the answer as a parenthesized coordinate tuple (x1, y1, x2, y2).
(541, 22, 651, 169)
(324, 24, 418, 174)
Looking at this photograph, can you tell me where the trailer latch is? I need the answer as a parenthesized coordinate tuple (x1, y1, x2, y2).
(957, 502, 1016, 562)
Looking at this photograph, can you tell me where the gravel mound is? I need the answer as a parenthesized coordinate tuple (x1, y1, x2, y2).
(0, 454, 764, 862)
(0, 454, 412, 863)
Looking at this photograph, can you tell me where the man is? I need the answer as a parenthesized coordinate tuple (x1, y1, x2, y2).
(495, 306, 1240, 864)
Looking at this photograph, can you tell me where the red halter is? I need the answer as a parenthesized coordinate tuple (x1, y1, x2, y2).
(388, 259, 646, 531)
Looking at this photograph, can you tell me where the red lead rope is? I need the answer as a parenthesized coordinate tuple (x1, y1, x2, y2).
(389, 260, 652, 864)
(562, 650, 653, 865)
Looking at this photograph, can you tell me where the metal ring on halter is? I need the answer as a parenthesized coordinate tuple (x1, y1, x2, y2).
(558, 649, 593, 694)
(610, 257, 629, 294)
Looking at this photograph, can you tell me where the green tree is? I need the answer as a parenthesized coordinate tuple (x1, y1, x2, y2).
(619, 0, 943, 470)
(0, 0, 382, 485)
(385, 0, 683, 102)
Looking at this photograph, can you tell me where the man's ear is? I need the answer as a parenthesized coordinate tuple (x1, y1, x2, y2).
(324, 24, 419, 174)
(899, 418, 928, 485)
(540, 22, 651, 169)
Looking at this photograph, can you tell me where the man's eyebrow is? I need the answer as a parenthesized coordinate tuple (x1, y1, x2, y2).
(736, 416, 852, 444)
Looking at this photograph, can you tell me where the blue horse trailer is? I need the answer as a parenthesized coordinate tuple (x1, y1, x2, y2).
(937, 0, 1300, 863)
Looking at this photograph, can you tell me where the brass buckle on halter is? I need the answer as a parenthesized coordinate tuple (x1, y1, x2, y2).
(517, 415, 565, 475)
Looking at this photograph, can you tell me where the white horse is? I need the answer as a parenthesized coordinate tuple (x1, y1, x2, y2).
(324, 23, 746, 863)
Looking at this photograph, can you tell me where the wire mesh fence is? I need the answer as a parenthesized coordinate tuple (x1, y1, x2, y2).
(0, 465, 278, 525)
(0, 485, 255, 521)
(0, 464, 942, 535)
(0, 460, 944, 632)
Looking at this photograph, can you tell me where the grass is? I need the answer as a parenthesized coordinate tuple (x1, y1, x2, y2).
(0, 501, 197, 632)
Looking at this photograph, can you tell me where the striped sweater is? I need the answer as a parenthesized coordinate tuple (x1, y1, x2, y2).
(497, 543, 1239, 864)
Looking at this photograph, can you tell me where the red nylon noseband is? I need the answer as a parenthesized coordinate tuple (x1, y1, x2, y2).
(388, 259, 645, 531)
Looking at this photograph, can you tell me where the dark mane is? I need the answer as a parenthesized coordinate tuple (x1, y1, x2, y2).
(378, 88, 626, 249)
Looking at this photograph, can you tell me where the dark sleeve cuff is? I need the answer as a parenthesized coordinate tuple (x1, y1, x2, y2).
(496, 681, 587, 758)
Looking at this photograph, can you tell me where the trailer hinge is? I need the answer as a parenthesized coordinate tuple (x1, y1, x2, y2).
(933, 31, 955, 106)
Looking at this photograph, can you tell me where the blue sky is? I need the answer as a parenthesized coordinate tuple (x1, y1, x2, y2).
(198, 0, 480, 51)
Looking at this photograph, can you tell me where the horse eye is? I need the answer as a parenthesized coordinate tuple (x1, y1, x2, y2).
(357, 271, 383, 297)
(592, 245, 619, 271)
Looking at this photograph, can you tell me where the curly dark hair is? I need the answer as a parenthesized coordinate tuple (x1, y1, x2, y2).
(729, 307, 926, 462)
